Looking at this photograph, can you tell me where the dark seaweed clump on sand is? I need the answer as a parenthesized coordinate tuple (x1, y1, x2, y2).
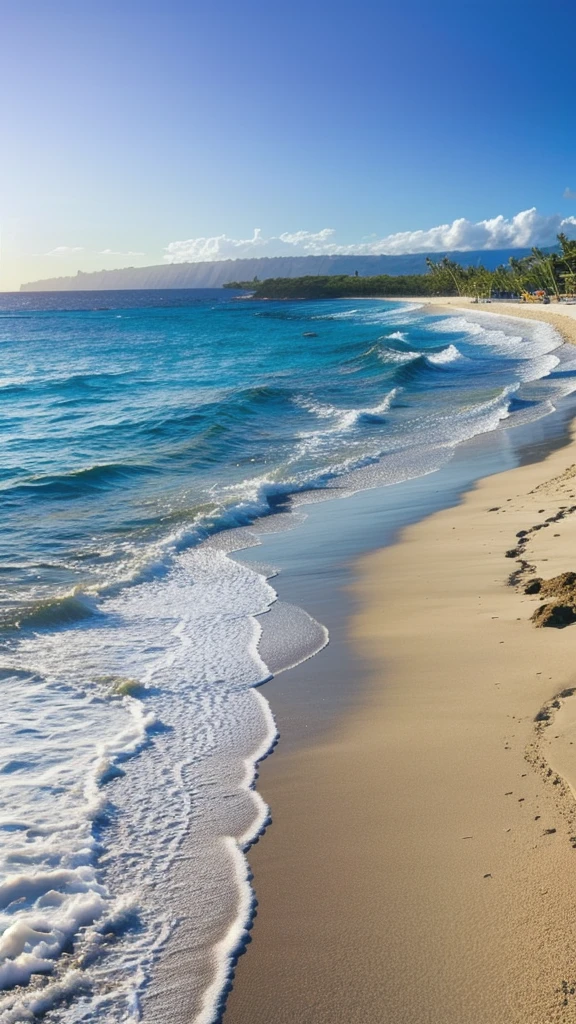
(527, 572, 576, 628)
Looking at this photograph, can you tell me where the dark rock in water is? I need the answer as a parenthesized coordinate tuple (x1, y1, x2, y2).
(531, 603, 576, 629)
(524, 578, 542, 594)
(534, 709, 551, 722)
(505, 548, 519, 558)
(302, 332, 318, 338)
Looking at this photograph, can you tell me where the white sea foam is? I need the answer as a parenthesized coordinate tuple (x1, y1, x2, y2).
(311, 302, 421, 323)
(425, 313, 566, 381)
(377, 345, 420, 365)
(0, 546, 296, 1021)
(295, 387, 400, 435)
(429, 312, 562, 357)
(425, 343, 464, 366)
(378, 340, 466, 369)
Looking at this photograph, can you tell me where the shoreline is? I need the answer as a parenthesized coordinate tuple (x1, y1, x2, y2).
(224, 302, 576, 1024)
(351, 293, 576, 346)
(420, 295, 576, 347)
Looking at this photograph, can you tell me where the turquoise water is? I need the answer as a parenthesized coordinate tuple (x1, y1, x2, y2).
(1, 290, 576, 1021)
(2, 292, 573, 618)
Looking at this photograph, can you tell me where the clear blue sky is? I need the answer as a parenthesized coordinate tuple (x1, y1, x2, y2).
(2, 0, 575, 288)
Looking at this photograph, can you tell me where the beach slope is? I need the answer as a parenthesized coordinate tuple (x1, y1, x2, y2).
(225, 305, 576, 1024)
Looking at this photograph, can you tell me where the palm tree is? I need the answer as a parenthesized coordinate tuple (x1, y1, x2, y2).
(528, 248, 561, 299)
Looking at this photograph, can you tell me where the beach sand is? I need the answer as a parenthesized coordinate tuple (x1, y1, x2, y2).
(423, 296, 576, 344)
(224, 302, 576, 1024)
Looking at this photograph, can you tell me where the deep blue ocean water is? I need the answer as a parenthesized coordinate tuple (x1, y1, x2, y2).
(1, 289, 576, 1021)
(3, 290, 574, 619)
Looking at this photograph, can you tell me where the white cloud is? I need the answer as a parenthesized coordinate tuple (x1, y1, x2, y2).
(277, 229, 336, 247)
(164, 209, 576, 263)
(163, 228, 341, 263)
(37, 245, 85, 256)
(564, 187, 576, 201)
(97, 249, 146, 256)
(357, 209, 576, 254)
(164, 228, 270, 263)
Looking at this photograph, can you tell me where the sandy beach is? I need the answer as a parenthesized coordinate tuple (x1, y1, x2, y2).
(423, 296, 576, 342)
(224, 301, 576, 1024)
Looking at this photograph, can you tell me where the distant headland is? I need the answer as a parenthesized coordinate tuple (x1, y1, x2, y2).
(19, 248, 554, 292)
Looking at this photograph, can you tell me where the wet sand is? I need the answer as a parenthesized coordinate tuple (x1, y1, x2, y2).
(224, 304, 576, 1024)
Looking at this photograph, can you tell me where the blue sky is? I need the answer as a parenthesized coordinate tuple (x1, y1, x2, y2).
(2, 0, 576, 288)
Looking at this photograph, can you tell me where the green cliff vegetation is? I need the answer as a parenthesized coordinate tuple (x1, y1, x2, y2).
(224, 234, 576, 301)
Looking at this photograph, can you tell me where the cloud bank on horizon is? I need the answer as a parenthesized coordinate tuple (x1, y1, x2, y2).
(164, 208, 576, 264)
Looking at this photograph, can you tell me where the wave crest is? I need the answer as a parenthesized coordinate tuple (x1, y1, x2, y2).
(425, 343, 464, 366)
(295, 387, 400, 431)
(1, 592, 101, 631)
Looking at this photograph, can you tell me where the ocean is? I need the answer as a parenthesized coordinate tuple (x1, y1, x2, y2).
(1, 289, 576, 1022)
